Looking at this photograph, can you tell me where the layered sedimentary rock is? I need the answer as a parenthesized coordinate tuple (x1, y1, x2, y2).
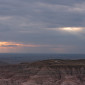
(0, 59, 85, 85)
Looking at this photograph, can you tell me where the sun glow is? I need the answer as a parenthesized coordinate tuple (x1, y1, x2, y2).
(0, 41, 40, 48)
(63, 28, 73, 31)
(62, 27, 82, 32)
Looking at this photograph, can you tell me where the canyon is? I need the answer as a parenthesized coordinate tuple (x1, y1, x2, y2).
(0, 59, 85, 85)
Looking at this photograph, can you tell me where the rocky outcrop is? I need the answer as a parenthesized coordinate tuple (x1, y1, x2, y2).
(0, 79, 21, 85)
(0, 59, 85, 85)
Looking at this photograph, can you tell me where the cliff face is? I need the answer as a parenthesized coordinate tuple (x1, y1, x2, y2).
(0, 59, 85, 85)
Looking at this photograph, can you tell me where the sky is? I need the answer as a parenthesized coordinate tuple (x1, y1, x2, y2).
(0, 0, 85, 53)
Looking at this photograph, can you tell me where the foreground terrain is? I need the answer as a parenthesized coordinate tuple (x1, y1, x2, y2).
(0, 59, 85, 85)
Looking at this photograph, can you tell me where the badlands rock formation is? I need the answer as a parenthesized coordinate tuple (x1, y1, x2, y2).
(0, 59, 85, 85)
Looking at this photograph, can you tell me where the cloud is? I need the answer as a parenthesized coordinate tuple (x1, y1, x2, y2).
(0, 24, 11, 32)
(0, 0, 85, 53)
(0, 16, 12, 20)
(0, 41, 40, 48)
(45, 27, 84, 33)
(0, 45, 18, 47)
(68, 3, 85, 13)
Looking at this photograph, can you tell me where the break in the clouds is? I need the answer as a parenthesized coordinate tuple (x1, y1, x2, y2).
(0, 0, 85, 53)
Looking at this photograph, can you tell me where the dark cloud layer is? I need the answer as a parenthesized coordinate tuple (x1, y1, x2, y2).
(0, 45, 18, 47)
(0, 0, 85, 53)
